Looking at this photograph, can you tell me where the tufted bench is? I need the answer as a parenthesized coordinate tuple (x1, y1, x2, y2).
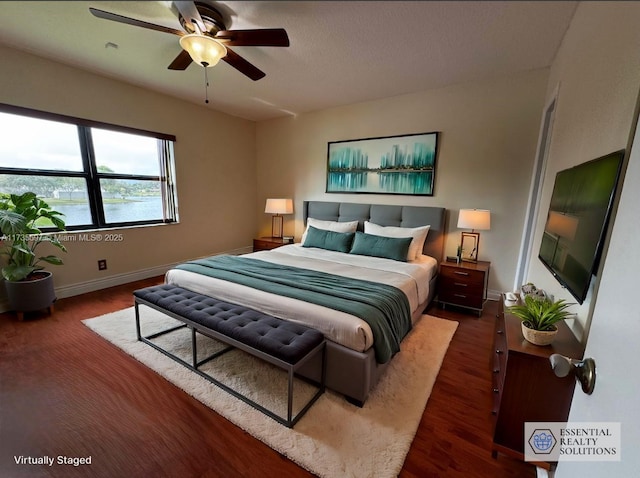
(133, 284, 325, 428)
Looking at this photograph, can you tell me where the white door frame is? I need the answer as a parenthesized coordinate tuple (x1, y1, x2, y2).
(513, 85, 559, 291)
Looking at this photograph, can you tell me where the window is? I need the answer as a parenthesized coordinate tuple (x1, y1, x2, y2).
(0, 104, 178, 230)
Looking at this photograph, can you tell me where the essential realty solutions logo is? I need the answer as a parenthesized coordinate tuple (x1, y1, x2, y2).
(528, 429, 557, 455)
(525, 422, 621, 462)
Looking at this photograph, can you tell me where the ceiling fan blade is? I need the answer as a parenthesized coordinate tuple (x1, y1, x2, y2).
(89, 7, 184, 36)
(222, 48, 266, 81)
(215, 29, 290, 47)
(173, 1, 206, 33)
(168, 50, 193, 70)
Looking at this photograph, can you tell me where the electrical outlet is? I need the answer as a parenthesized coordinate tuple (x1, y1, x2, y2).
(98, 259, 107, 271)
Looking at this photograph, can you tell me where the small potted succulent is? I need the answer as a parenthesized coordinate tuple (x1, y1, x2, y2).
(0, 192, 66, 319)
(508, 294, 574, 346)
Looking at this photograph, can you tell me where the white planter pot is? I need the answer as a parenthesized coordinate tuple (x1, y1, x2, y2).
(521, 322, 558, 346)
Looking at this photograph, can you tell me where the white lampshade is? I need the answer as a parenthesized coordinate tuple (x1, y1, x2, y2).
(265, 198, 293, 215)
(179, 33, 227, 67)
(457, 209, 491, 231)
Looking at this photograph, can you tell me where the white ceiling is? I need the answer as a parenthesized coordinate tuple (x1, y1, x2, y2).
(0, 1, 578, 121)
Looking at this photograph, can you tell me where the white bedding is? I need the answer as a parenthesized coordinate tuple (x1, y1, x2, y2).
(164, 244, 437, 353)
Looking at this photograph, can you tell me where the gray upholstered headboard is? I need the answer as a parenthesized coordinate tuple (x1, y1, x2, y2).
(303, 201, 446, 262)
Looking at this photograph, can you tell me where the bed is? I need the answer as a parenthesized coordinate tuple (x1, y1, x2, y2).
(165, 201, 446, 405)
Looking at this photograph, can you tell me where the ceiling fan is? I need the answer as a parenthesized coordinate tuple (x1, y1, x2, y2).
(89, 1, 289, 81)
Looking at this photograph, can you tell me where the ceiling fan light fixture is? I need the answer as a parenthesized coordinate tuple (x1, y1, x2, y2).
(179, 33, 227, 67)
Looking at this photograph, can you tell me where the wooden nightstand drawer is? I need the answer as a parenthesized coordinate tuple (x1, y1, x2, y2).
(253, 237, 292, 252)
(438, 287, 485, 309)
(439, 266, 485, 285)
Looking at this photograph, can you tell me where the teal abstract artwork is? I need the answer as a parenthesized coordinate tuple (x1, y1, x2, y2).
(327, 132, 438, 195)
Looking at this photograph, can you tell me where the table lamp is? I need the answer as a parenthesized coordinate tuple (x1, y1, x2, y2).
(457, 208, 491, 261)
(265, 198, 293, 238)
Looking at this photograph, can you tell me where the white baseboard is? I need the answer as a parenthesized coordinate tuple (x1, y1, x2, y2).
(0, 246, 253, 313)
(55, 263, 175, 300)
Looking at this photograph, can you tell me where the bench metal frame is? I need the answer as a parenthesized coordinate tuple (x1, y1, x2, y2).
(134, 298, 326, 428)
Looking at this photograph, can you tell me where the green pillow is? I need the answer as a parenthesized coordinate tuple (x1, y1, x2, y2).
(349, 232, 413, 262)
(302, 225, 355, 253)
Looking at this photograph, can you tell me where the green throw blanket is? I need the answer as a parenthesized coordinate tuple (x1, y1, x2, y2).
(175, 255, 412, 363)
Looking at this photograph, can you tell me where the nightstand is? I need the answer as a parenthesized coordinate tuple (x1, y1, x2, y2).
(438, 260, 490, 316)
(253, 237, 292, 252)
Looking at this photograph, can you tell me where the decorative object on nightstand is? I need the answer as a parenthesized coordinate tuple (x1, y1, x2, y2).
(438, 260, 490, 316)
(265, 198, 293, 238)
(457, 208, 491, 262)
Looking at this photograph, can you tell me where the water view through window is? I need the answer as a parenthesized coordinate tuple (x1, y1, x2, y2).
(0, 107, 176, 229)
(54, 196, 163, 225)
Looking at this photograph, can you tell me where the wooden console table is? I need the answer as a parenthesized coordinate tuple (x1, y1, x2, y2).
(491, 297, 584, 468)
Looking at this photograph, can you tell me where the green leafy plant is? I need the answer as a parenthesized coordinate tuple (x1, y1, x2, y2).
(508, 295, 574, 331)
(0, 192, 66, 282)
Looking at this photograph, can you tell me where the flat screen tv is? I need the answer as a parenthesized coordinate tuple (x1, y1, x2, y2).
(538, 150, 624, 304)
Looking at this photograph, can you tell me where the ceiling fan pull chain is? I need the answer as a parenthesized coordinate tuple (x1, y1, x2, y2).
(204, 64, 210, 104)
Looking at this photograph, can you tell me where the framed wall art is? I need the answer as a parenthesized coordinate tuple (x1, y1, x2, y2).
(326, 132, 439, 195)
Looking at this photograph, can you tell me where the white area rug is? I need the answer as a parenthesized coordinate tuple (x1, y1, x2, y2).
(83, 306, 458, 478)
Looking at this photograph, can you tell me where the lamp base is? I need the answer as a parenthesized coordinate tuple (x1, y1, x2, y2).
(271, 215, 283, 238)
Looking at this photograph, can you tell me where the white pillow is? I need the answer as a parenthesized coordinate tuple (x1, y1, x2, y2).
(301, 218, 359, 245)
(364, 221, 430, 260)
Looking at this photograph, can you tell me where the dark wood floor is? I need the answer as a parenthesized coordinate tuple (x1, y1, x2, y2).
(0, 278, 535, 478)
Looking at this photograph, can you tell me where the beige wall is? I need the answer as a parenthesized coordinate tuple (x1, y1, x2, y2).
(0, 45, 257, 297)
(256, 69, 549, 294)
(526, 2, 640, 339)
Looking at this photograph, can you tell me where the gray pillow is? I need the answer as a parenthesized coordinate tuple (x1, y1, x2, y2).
(302, 225, 355, 253)
(349, 232, 413, 262)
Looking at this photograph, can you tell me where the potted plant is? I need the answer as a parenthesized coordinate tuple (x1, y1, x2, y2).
(0, 192, 66, 320)
(508, 294, 574, 346)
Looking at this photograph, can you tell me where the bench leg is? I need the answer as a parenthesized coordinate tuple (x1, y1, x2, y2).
(192, 326, 198, 368)
(135, 302, 188, 341)
(134, 302, 142, 340)
(288, 368, 294, 425)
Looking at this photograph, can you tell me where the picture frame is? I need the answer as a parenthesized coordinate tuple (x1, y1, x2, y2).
(326, 132, 439, 195)
(461, 232, 479, 262)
